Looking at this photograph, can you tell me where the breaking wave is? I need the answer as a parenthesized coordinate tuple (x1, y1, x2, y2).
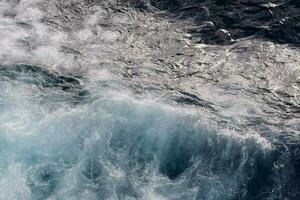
(0, 0, 299, 200)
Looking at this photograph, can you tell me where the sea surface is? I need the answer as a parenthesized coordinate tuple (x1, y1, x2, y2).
(0, 0, 299, 199)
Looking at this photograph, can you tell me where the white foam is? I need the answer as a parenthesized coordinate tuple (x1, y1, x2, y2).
(0, 164, 31, 200)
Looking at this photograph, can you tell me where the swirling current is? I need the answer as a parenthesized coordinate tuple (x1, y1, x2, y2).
(0, 0, 299, 200)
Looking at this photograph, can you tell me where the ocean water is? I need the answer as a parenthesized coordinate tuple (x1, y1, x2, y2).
(0, 0, 299, 200)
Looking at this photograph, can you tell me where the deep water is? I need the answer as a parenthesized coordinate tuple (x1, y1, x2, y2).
(0, 0, 300, 200)
(128, 0, 300, 45)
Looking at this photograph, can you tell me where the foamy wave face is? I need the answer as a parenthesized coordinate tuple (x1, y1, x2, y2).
(0, 65, 277, 200)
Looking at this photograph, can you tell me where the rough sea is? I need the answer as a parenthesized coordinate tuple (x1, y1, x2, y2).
(0, 0, 299, 199)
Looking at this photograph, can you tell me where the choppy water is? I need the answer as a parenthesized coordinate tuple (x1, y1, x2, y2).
(0, 0, 299, 200)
